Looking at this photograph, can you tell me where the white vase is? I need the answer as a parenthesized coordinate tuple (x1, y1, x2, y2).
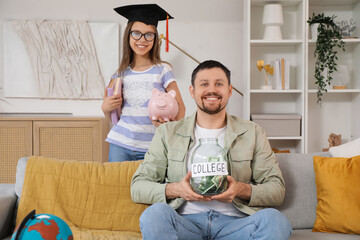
(310, 23, 319, 40)
(332, 65, 350, 89)
(261, 85, 273, 90)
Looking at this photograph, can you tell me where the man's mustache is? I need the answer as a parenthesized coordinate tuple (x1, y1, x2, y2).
(202, 93, 221, 98)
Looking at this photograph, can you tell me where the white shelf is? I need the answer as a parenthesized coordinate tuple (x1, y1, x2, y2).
(308, 89, 360, 93)
(308, 38, 360, 45)
(310, 0, 359, 6)
(251, 40, 303, 45)
(268, 136, 302, 140)
(251, 89, 302, 93)
(251, 0, 302, 7)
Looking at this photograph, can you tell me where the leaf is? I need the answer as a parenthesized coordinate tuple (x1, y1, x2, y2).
(257, 60, 264, 66)
(264, 64, 271, 72)
(256, 60, 264, 72)
(268, 67, 274, 75)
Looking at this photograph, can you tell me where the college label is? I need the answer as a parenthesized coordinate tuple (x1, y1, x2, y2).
(191, 162, 228, 177)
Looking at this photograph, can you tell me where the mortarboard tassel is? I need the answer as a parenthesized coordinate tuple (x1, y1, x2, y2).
(166, 13, 169, 52)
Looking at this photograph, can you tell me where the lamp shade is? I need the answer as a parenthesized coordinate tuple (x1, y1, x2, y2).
(262, 4, 283, 25)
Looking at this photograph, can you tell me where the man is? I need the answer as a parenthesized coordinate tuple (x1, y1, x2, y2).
(131, 60, 292, 240)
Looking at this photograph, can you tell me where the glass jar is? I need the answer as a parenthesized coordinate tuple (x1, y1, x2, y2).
(190, 138, 229, 195)
(332, 65, 350, 89)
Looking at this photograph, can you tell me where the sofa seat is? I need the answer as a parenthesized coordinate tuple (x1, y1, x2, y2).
(1, 153, 360, 240)
(291, 229, 360, 240)
(70, 227, 142, 240)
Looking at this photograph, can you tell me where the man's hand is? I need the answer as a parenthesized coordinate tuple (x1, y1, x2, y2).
(210, 175, 252, 203)
(165, 172, 211, 202)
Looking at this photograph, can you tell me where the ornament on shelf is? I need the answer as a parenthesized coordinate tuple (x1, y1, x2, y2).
(310, 23, 320, 40)
(272, 148, 290, 153)
(332, 65, 350, 89)
(262, 3, 284, 40)
(256, 60, 274, 90)
(322, 133, 342, 152)
(336, 19, 357, 38)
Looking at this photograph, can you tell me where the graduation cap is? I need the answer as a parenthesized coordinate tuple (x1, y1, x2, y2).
(114, 4, 173, 27)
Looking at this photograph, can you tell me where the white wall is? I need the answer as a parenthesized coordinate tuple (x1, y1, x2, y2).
(0, 0, 245, 117)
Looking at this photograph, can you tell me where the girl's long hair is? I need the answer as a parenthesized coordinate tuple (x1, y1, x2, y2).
(117, 22, 168, 77)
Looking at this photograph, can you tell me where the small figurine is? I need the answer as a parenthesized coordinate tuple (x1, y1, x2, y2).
(322, 133, 342, 152)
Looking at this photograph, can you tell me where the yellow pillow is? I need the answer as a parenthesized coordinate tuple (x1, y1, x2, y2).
(313, 155, 360, 234)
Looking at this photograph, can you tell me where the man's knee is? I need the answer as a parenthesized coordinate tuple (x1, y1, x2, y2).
(255, 208, 292, 238)
(260, 208, 285, 220)
(140, 202, 173, 225)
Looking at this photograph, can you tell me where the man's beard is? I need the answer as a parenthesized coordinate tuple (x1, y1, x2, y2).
(197, 94, 226, 114)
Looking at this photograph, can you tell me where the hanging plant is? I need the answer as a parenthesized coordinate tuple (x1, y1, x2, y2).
(307, 13, 345, 104)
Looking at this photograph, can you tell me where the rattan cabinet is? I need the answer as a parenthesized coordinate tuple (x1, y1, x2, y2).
(0, 116, 109, 183)
(0, 120, 32, 183)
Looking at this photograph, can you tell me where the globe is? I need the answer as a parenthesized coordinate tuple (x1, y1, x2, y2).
(11, 210, 73, 240)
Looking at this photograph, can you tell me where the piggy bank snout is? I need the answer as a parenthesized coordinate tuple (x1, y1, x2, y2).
(155, 98, 167, 108)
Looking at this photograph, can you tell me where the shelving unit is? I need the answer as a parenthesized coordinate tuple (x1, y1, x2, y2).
(245, 0, 306, 153)
(245, 0, 360, 153)
(307, 0, 360, 152)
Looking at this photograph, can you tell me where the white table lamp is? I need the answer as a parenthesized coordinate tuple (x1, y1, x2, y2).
(262, 3, 284, 40)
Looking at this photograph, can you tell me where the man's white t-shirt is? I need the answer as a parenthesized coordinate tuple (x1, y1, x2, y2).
(177, 124, 248, 218)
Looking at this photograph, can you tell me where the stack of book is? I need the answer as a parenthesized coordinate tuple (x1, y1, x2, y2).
(273, 58, 290, 90)
(107, 77, 122, 124)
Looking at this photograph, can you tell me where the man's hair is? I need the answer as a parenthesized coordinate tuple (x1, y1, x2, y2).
(191, 60, 231, 86)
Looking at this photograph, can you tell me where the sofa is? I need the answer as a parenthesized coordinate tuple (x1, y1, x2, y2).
(0, 153, 359, 240)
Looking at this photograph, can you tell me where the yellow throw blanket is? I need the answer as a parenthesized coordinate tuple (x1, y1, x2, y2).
(16, 156, 148, 240)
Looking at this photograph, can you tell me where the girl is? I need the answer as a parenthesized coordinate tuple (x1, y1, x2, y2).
(102, 4, 185, 162)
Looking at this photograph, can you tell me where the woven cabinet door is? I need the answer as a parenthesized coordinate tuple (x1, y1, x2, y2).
(33, 121, 102, 162)
(0, 121, 32, 183)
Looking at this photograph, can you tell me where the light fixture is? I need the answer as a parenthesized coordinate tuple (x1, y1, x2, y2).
(262, 3, 284, 40)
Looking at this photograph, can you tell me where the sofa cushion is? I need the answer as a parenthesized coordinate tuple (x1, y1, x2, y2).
(15, 157, 28, 198)
(329, 137, 360, 158)
(313, 155, 360, 234)
(16, 156, 148, 236)
(275, 152, 331, 230)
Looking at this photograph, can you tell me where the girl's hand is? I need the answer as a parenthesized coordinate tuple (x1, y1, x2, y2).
(151, 116, 166, 127)
(151, 115, 177, 127)
(101, 88, 122, 114)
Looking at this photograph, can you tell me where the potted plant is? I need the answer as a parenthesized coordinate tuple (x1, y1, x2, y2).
(307, 13, 346, 104)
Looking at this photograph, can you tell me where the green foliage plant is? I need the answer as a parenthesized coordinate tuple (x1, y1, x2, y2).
(307, 13, 345, 104)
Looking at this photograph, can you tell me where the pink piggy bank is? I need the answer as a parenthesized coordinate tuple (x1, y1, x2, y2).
(148, 88, 179, 122)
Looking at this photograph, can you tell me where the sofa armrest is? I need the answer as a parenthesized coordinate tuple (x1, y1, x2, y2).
(0, 184, 17, 239)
